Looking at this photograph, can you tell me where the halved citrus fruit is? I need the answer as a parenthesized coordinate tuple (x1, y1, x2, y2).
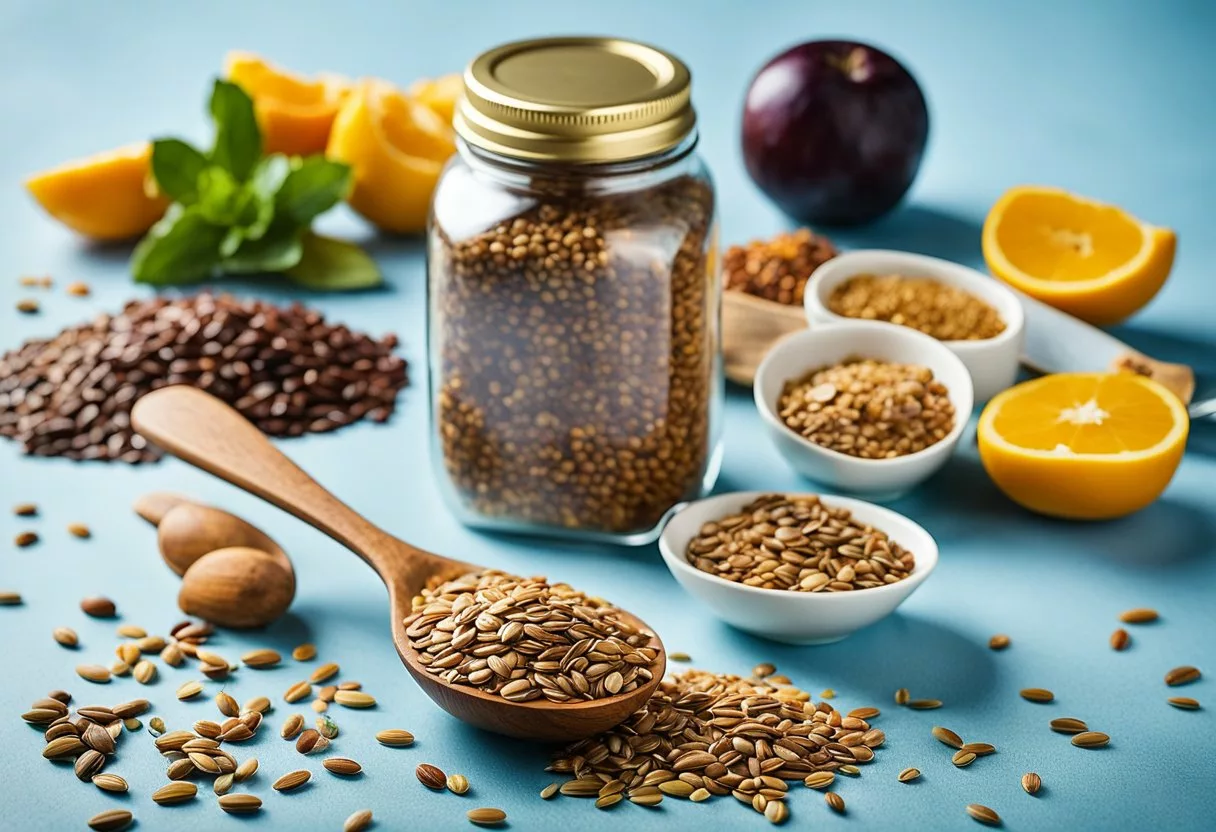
(326, 79, 456, 234)
(225, 51, 351, 156)
(982, 185, 1176, 325)
(977, 372, 1188, 520)
(25, 142, 169, 241)
(408, 73, 462, 123)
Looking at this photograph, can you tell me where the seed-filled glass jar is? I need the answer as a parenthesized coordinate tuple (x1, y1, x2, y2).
(428, 36, 722, 544)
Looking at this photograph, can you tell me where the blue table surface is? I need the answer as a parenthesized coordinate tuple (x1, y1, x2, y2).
(2, 1, 1213, 830)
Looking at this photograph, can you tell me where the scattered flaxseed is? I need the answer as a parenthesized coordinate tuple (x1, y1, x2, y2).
(932, 726, 963, 748)
(242, 648, 281, 668)
(52, 626, 78, 647)
(670, 652, 692, 662)
(65, 281, 91, 297)
(1165, 666, 1201, 686)
(218, 793, 262, 813)
(966, 804, 1001, 826)
(76, 664, 111, 684)
(803, 772, 835, 790)
(176, 680, 203, 700)
(907, 699, 942, 710)
(988, 634, 1011, 650)
(15, 531, 39, 547)
(1050, 717, 1087, 734)
(66, 522, 91, 538)
(334, 690, 376, 708)
(148, 717, 166, 736)
(894, 688, 910, 705)
(152, 781, 198, 805)
(324, 757, 363, 776)
(540, 783, 559, 799)
(292, 643, 317, 661)
(1019, 688, 1054, 703)
(375, 728, 414, 747)
(284, 681, 312, 703)
(0, 591, 22, 606)
(898, 767, 921, 783)
(1110, 628, 1130, 650)
(13, 503, 37, 516)
(244, 695, 272, 714)
(467, 807, 507, 827)
(1168, 697, 1200, 710)
(1119, 608, 1159, 624)
(960, 742, 995, 756)
(344, 810, 374, 832)
(16, 298, 39, 314)
(133, 660, 156, 684)
(87, 809, 133, 831)
(1071, 731, 1110, 748)
(765, 800, 789, 824)
(825, 792, 846, 813)
(235, 757, 259, 782)
(1021, 772, 1042, 794)
(447, 773, 470, 794)
(310, 661, 340, 683)
(819, 688, 836, 699)
(80, 596, 116, 617)
(724, 227, 838, 306)
(952, 750, 977, 767)
(417, 763, 447, 790)
(273, 769, 312, 792)
(215, 692, 239, 717)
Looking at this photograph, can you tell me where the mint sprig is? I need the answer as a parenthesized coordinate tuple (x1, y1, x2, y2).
(132, 79, 381, 291)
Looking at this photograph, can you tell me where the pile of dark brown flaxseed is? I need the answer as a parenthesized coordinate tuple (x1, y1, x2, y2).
(723, 227, 837, 306)
(0, 293, 407, 462)
(433, 176, 716, 534)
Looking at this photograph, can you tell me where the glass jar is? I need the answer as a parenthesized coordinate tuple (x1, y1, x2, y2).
(428, 37, 722, 544)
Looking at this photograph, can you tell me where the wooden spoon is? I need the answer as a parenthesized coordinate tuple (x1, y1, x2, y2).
(132, 386, 665, 741)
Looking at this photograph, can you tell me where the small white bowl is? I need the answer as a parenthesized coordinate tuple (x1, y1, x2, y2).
(659, 491, 938, 644)
(804, 249, 1025, 401)
(754, 321, 973, 500)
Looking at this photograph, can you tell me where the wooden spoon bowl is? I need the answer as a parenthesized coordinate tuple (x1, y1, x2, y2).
(132, 386, 665, 742)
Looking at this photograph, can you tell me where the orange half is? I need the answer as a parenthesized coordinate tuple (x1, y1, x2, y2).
(977, 372, 1188, 519)
(25, 142, 169, 241)
(225, 51, 351, 156)
(982, 185, 1176, 325)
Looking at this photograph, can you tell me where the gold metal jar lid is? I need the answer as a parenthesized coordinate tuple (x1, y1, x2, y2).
(455, 36, 695, 164)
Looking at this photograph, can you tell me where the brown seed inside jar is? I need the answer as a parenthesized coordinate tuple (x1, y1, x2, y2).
(432, 175, 717, 534)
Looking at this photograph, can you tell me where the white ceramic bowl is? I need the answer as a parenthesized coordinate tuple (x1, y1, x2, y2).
(754, 321, 973, 500)
(659, 491, 938, 644)
(804, 249, 1025, 401)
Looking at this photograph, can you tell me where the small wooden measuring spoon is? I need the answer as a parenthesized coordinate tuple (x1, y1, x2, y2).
(132, 386, 666, 741)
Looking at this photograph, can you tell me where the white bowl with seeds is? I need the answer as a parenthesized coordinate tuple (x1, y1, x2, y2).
(754, 320, 973, 499)
(658, 491, 937, 644)
(805, 249, 1025, 401)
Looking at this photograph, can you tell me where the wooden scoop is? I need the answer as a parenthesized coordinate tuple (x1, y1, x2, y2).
(132, 386, 665, 741)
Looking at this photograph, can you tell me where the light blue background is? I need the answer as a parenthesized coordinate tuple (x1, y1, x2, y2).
(2, 1, 1213, 830)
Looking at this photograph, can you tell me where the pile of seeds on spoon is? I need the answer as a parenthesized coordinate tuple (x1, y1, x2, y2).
(543, 665, 885, 822)
(685, 494, 915, 591)
(403, 570, 660, 702)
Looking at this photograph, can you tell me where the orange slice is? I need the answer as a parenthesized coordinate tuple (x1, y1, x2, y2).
(25, 143, 169, 241)
(408, 73, 462, 123)
(982, 185, 1176, 325)
(225, 51, 351, 156)
(326, 79, 456, 235)
(977, 372, 1188, 520)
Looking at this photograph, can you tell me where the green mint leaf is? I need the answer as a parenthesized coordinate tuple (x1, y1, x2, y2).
(244, 154, 292, 242)
(275, 156, 352, 225)
(196, 167, 245, 226)
(283, 233, 381, 291)
(209, 79, 262, 182)
(150, 139, 208, 205)
(222, 221, 304, 274)
(131, 205, 226, 285)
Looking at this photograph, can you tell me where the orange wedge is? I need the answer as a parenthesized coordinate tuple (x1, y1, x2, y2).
(408, 73, 462, 123)
(25, 143, 169, 241)
(977, 372, 1188, 520)
(326, 79, 456, 234)
(225, 51, 351, 156)
(982, 186, 1176, 325)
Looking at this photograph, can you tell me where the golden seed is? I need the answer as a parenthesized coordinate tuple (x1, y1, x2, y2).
(540, 783, 559, 799)
(242, 648, 281, 668)
(52, 627, 78, 647)
(839, 764, 862, 776)
(15, 531, 39, 547)
(284, 681, 312, 703)
(895, 687, 911, 704)
(116, 641, 141, 663)
(907, 698, 942, 710)
(310, 661, 340, 683)
(595, 793, 623, 809)
(292, 643, 317, 661)
(76, 664, 111, 684)
(952, 750, 977, 767)
(281, 713, 305, 739)
(325, 757, 363, 776)
(193, 719, 222, 739)
(148, 717, 166, 736)
(13, 503, 37, 516)
(123, 718, 141, 731)
(669, 652, 691, 662)
(116, 624, 146, 638)
(1021, 772, 1042, 794)
(80, 596, 116, 617)
(932, 725, 963, 748)
(1110, 628, 1130, 650)
(87, 809, 133, 831)
(1050, 717, 1087, 734)
(447, 773, 470, 794)
(66, 281, 91, 297)
(820, 688, 836, 699)
(630, 792, 664, 806)
(689, 787, 711, 802)
(213, 773, 234, 795)
(658, 780, 695, 797)
(825, 792, 846, 813)
(848, 707, 880, 719)
(1119, 608, 1158, 624)
(752, 662, 776, 678)
(176, 680, 203, 700)
(966, 804, 1001, 825)
(111, 660, 131, 677)
(467, 807, 507, 826)
(765, 800, 789, 824)
(334, 690, 376, 708)
(988, 633, 1011, 650)
(194, 648, 228, 667)
(417, 763, 446, 790)
(1168, 697, 1200, 710)
(312, 698, 329, 713)
(133, 660, 156, 684)
(160, 643, 184, 667)
(218, 793, 262, 814)
(1165, 666, 1201, 686)
(1019, 688, 1054, 703)
(273, 769, 312, 791)
(244, 695, 272, 714)
(152, 781, 198, 805)
(1071, 731, 1110, 748)
(136, 635, 166, 653)
(960, 742, 996, 756)
(67, 523, 91, 539)
(898, 767, 921, 782)
(344, 809, 374, 832)
(0, 591, 23, 605)
(338, 681, 362, 691)
(318, 685, 338, 702)
(215, 691, 239, 717)
(43, 736, 87, 759)
(235, 757, 259, 782)
(803, 771, 835, 790)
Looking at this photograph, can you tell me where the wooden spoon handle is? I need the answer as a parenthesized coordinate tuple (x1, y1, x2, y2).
(131, 385, 412, 576)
